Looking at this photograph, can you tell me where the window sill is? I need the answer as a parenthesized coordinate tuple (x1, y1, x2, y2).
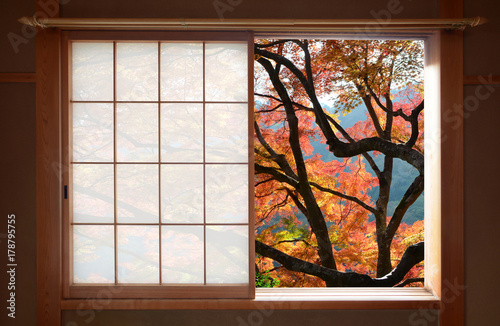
(60, 288, 439, 310)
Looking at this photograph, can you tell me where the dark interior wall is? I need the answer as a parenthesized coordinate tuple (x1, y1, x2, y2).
(463, 87, 500, 326)
(62, 309, 438, 326)
(463, 1, 500, 325)
(1, 0, 499, 325)
(464, 1, 500, 75)
(0, 83, 37, 326)
(0, 0, 35, 72)
(1, 0, 37, 325)
(60, 0, 439, 19)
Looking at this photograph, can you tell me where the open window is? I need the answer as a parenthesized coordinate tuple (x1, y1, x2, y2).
(62, 31, 439, 299)
(33, 17, 465, 326)
(253, 38, 426, 288)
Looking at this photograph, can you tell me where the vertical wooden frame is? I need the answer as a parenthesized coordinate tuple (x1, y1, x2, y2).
(202, 41, 207, 286)
(113, 41, 119, 285)
(61, 31, 71, 299)
(36, 2, 62, 325)
(36, 22, 62, 326)
(247, 31, 256, 299)
(439, 29, 464, 326)
(157, 41, 163, 286)
(439, 1, 464, 325)
(424, 31, 441, 299)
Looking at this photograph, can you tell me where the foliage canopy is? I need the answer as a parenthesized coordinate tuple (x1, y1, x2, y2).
(254, 39, 425, 287)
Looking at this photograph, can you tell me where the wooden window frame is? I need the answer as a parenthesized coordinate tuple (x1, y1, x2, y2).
(36, 26, 463, 326)
(61, 30, 256, 299)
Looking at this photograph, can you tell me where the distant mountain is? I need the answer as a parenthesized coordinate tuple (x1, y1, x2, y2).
(255, 100, 424, 225)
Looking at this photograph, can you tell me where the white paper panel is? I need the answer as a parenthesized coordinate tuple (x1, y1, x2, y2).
(72, 42, 113, 101)
(205, 103, 248, 163)
(160, 103, 203, 163)
(73, 225, 114, 283)
(162, 226, 204, 283)
(116, 103, 158, 162)
(161, 43, 203, 101)
(117, 226, 159, 283)
(206, 164, 248, 224)
(72, 164, 114, 223)
(116, 43, 158, 101)
(206, 226, 248, 284)
(161, 165, 203, 223)
(116, 164, 159, 223)
(72, 103, 113, 162)
(205, 43, 248, 102)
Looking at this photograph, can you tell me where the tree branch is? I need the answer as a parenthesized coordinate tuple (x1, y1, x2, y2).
(257, 45, 424, 174)
(254, 120, 298, 180)
(395, 277, 424, 287)
(256, 103, 284, 113)
(256, 240, 424, 287)
(258, 92, 383, 178)
(363, 78, 388, 112)
(309, 181, 376, 214)
(355, 82, 385, 138)
(257, 56, 337, 270)
(255, 40, 294, 48)
(285, 188, 309, 220)
(328, 136, 424, 174)
(276, 239, 313, 247)
(255, 92, 282, 102)
(385, 175, 424, 243)
(256, 46, 423, 173)
(255, 46, 340, 149)
(255, 176, 275, 188)
(406, 99, 424, 148)
(258, 191, 290, 224)
(255, 163, 299, 188)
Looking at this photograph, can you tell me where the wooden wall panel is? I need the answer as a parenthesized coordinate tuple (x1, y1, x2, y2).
(0, 73, 36, 83)
(464, 0, 500, 75)
(0, 0, 36, 73)
(463, 87, 500, 326)
(463, 2, 500, 323)
(63, 309, 439, 326)
(463, 75, 500, 85)
(1, 1, 37, 326)
(0, 83, 37, 326)
(60, 0, 439, 19)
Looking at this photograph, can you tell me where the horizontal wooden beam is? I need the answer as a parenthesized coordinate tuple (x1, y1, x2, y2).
(463, 75, 500, 85)
(0, 73, 36, 83)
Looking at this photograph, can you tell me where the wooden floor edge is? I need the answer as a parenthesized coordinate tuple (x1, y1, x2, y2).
(0, 72, 36, 83)
(60, 297, 440, 311)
